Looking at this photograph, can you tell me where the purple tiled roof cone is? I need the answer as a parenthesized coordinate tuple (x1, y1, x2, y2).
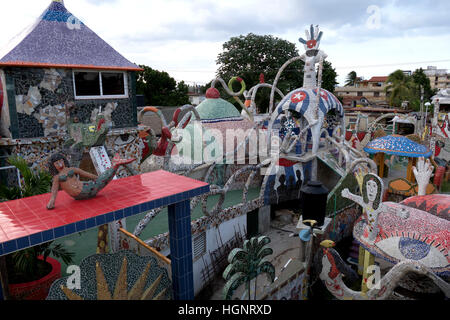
(0, 0, 141, 71)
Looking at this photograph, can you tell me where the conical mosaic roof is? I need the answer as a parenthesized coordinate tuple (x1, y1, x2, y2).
(0, 0, 141, 71)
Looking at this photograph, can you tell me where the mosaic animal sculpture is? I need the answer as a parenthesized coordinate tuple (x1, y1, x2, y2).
(46, 250, 172, 300)
(315, 240, 450, 300)
(352, 201, 450, 277)
(400, 194, 450, 221)
(46, 152, 135, 209)
(138, 106, 199, 173)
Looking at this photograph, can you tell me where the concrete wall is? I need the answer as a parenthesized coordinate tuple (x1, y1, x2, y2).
(192, 214, 247, 296)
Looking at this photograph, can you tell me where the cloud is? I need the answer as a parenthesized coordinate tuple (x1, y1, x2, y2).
(0, 0, 449, 85)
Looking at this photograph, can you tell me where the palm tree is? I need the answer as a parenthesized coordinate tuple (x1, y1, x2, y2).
(222, 236, 275, 300)
(384, 70, 417, 108)
(0, 155, 52, 201)
(345, 71, 358, 86)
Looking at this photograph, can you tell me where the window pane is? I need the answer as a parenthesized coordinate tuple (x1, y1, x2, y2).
(74, 72, 100, 96)
(102, 72, 125, 95)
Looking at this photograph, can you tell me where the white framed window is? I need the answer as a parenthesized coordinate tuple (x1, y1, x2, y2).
(73, 70, 128, 99)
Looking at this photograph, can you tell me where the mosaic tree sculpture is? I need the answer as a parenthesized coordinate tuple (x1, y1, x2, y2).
(47, 250, 172, 300)
(316, 240, 450, 300)
(222, 236, 275, 300)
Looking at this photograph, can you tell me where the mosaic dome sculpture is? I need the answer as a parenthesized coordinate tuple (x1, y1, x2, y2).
(364, 134, 432, 158)
(177, 88, 254, 162)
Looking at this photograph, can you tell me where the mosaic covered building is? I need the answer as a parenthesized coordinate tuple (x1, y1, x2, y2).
(0, 0, 144, 176)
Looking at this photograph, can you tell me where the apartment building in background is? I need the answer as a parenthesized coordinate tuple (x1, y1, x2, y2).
(424, 66, 450, 90)
(335, 76, 389, 106)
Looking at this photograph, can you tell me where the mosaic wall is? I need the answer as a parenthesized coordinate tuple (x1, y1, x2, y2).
(1, 127, 144, 179)
(3, 67, 136, 139)
(263, 270, 306, 300)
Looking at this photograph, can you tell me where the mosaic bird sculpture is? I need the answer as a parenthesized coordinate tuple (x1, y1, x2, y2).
(316, 240, 450, 300)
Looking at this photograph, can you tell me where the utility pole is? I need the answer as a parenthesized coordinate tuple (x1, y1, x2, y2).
(420, 85, 424, 131)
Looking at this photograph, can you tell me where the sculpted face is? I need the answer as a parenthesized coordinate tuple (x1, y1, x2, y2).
(366, 180, 378, 202)
(53, 159, 66, 171)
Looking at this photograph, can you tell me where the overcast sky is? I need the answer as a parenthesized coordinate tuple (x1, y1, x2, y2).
(1, 0, 449, 86)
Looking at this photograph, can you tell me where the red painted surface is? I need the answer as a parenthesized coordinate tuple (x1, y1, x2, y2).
(0, 170, 209, 243)
(8, 256, 61, 300)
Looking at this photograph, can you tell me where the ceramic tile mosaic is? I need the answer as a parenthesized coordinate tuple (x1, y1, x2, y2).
(46, 250, 172, 300)
(0, 170, 209, 257)
(0, 1, 140, 71)
(353, 201, 450, 276)
(364, 134, 432, 157)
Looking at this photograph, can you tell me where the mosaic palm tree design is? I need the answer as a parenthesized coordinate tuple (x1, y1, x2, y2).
(222, 236, 275, 300)
(47, 250, 172, 300)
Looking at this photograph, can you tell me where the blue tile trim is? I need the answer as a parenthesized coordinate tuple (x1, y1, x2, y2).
(124, 207, 133, 217)
(3, 240, 17, 254)
(0, 183, 210, 257)
(30, 233, 43, 246)
(54, 226, 65, 239)
(114, 210, 124, 220)
(104, 212, 114, 223)
(16, 236, 30, 250)
(95, 215, 106, 225)
(65, 223, 76, 235)
(42, 230, 54, 242)
(86, 218, 96, 229)
(75, 221, 86, 232)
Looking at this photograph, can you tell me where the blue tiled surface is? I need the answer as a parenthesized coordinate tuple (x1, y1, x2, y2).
(168, 200, 195, 300)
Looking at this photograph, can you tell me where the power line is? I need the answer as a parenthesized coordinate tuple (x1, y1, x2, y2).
(165, 58, 450, 73)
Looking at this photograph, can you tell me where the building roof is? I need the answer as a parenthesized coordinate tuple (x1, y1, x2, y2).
(344, 107, 408, 113)
(0, 0, 141, 71)
(367, 76, 388, 82)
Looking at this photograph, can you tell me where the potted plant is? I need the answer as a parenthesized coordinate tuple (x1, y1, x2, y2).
(5, 242, 74, 300)
(0, 155, 74, 299)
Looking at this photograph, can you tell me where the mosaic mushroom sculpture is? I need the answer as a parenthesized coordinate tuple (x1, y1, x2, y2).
(316, 240, 450, 300)
(47, 250, 172, 300)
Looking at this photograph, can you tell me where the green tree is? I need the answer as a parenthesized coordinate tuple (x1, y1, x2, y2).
(214, 33, 338, 112)
(136, 65, 190, 106)
(215, 33, 304, 113)
(321, 60, 339, 93)
(385, 70, 417, 109)
(412, 68, 436, 102)
(345, 71, 358, 86)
